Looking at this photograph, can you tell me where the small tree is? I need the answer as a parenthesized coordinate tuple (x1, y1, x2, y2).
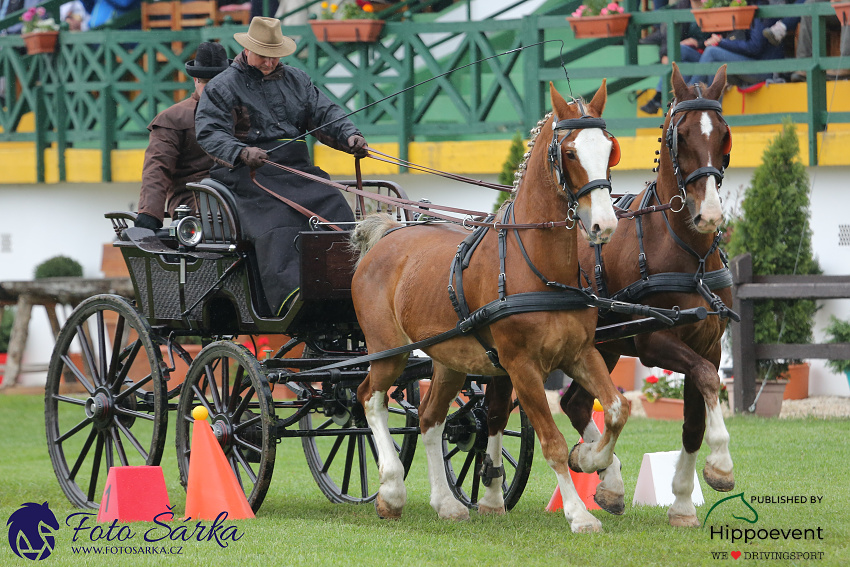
(493, 132, 525, 212)
(0, 307, 13, 353)
(726, 118, 820, 379)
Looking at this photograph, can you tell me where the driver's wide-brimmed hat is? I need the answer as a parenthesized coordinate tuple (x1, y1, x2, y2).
(184, 41, 230, 79)
(234, 16, 296, 58)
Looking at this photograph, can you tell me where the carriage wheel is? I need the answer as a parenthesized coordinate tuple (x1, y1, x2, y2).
(175, 341, 275, 512)
(45, 294, 167, 509)
(443, 390, 534, 511)
(301, 381, 419, 504)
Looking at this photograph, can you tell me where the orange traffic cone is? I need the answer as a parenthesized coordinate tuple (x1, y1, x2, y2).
(184, 406, 255, 520)
(546, 400, 605, 512)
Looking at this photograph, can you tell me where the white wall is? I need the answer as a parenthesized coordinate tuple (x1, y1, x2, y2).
(2, 166, 849, 395)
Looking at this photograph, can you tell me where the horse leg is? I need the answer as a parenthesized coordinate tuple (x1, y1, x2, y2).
(635, 333, 733, 527)
(476, 374, 513, 515)
(505, 359, 602, 533)
(418, 362, 469, 520)
(357, 355, 410, 519)
(563, 347, 629, 515)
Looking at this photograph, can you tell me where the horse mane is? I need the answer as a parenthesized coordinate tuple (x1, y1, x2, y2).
(511, 111, 554, 196)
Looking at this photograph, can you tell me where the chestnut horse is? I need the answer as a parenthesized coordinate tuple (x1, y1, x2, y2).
(350, 82, 625, 533)
(564, 64, 736, 527)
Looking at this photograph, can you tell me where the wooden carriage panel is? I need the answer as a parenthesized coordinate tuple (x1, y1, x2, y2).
(300, 231, 357, 301)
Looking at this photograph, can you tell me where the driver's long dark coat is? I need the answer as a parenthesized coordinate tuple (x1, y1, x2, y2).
(195, 52, 359, 314)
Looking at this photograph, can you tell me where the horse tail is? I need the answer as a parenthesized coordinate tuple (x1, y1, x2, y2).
(349, 213, 402, 267)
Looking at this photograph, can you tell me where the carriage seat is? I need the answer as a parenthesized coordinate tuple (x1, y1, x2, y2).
(187, 179, 243, 246)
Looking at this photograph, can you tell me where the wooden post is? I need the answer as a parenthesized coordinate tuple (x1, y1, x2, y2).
(2, 295, 33, 388)
(730, 254, 756, 413)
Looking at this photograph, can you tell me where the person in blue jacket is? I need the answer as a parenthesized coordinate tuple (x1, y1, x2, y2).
(81, 0, 140, 29)
(685, 3, 784, 87)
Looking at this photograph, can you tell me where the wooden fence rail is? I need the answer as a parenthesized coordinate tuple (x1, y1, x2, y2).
(729, 253, 850, 413)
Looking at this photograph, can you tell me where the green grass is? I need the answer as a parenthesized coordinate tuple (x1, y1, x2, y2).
(2, 393, 848, 566)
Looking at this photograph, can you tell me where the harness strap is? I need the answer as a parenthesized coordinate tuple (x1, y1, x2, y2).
(251, 171, 343, 231)
(609, 269, 733, 304)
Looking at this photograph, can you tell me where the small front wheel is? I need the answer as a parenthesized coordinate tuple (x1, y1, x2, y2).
(175, 341, 275, 512)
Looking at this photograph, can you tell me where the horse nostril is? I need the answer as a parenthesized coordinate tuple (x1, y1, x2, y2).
(693, 214, 703, 226)
(592, 224, 601, 235)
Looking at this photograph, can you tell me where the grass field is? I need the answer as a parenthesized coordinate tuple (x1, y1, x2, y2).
(1, 393, 848, 566)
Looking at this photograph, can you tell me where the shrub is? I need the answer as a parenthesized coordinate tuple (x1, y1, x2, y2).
(34, 255, 83, 279)
(824, 316, 850, 374)
(725, 119, 820, 380)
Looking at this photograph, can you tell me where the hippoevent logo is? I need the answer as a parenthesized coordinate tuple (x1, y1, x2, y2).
(704, 491, 826, 561)
(6, 502, 60, 561)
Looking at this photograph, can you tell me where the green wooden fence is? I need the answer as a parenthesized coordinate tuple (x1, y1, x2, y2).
(0, 2, 847, 181)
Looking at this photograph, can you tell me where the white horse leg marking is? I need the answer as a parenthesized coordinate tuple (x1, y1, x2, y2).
(364, 392, 406, 514)
(703, 401, 734, 488)
(578, 414, 624, 512)
(422, 422, 470, 520)
(476, 433, 506, 514)
(572, 397, 622, 473)
(554, 469, 602, 533)
(668, 447, 700, 527)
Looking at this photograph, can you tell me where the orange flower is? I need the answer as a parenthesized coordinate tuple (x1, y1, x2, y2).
(362, 3, 374, 12)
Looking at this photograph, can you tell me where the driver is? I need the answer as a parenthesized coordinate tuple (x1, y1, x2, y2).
(195, 17, 367, 316)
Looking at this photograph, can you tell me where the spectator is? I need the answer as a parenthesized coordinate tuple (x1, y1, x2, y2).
(136, 42, 231, 230)
(789, 0, 850, 81)
(761, 0, 804, 46)
(81, 0, 140, 29)
(61, 1, 89, 31)
(684, 2, 784, 88)
(641, 0, 710, 114)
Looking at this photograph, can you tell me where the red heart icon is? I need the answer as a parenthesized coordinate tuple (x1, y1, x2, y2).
(731, 551, 742, 560)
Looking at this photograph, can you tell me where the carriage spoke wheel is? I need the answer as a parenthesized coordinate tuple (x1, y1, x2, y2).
(45, 295, 167, 509)
(301, 380, 419, 504)
(443, 391, 534, 511)
(175, 341, 275, 513)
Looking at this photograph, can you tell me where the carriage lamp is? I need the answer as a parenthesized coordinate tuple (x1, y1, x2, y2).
(169, 205, 203, 248)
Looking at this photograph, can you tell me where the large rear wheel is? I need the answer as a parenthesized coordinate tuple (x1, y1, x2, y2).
(45, 295, 167, 509)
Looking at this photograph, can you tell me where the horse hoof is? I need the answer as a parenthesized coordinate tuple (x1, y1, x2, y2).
(594, 490, 625, 516)
(669, 513, 700, 528)
(478, 504, 506, 516)
(568, 443, 584, 473)
(375, 495, 402, 520)
(703, 463, 735, 492)
(571, 517, 603, 533)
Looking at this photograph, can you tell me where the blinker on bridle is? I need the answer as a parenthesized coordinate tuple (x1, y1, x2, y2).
(547, 101, 620, 213)
(665, 94, 732, 198)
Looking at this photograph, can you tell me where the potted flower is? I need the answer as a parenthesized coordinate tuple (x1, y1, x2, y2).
(20, 6, 60, 55)
(310, 0, 385, 43)
(824, 316, 850, 391)
(692, 0, 758, 33)
(567, 0, 631, 39)
(639, 369, 685, 420)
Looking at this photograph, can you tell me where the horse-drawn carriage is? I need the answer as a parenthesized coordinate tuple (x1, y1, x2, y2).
(45, 69, 736, 532)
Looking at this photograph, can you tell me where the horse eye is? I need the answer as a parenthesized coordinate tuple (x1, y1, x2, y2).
(565, 149, 577, 160)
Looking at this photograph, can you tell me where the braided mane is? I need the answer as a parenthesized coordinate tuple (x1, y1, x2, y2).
(512, 111, 553, 195)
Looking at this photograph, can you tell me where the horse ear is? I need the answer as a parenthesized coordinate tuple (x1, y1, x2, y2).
(588, 78, 607, 117)
(706, 64, 727, 100)
(549, 81, 570, 116)
(671, 62, 689, 101)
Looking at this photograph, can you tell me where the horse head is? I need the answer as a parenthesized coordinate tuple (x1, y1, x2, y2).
(664, 63, 731, 234)
(526, 82, 618, 244)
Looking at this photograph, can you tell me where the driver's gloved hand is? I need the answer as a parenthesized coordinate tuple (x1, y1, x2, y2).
(135, 213, 162, 230)
(240, 146, 268, 169)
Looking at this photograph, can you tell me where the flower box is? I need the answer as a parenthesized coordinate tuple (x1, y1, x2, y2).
(835, 2, 850, 26)
(310, 19, 385, 42)
(727, 379, 788, 417)
(22, 30, 59, 55)
(639, 394, 684, 420)
(566, 13, 631, 39)
(691, 6, 758, 33)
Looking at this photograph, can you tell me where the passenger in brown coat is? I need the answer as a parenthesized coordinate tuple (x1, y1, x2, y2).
(135, 42, 230, 230)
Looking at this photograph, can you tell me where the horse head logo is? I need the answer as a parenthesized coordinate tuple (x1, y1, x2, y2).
(703, 492, 759, 527)
(6, 502, 60, 561)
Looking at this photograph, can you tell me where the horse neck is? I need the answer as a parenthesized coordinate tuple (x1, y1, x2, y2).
(509, 139, 579, 285)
